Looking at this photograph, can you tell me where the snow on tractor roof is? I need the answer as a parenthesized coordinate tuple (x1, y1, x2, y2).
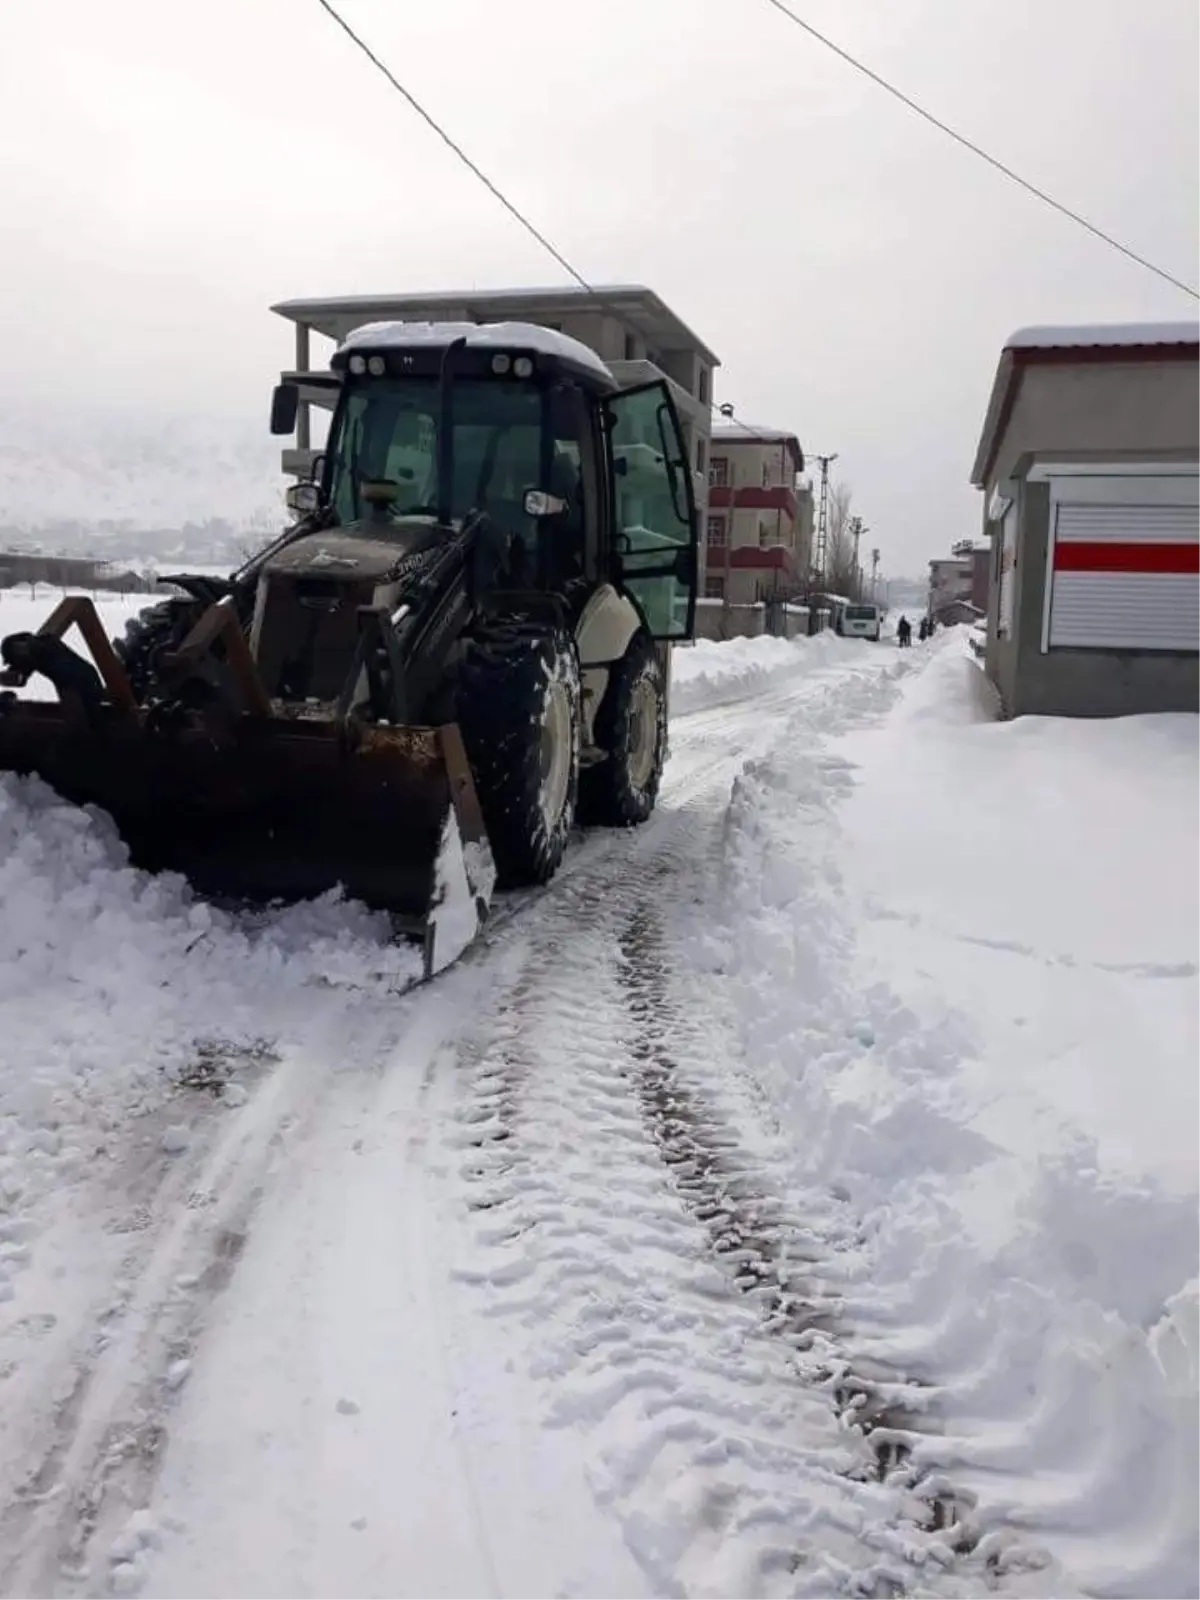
(337, 320, 616, 385)
(1004, 321, 1200, 351)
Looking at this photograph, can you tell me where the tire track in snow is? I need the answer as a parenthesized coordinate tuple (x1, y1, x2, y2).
(440, 664, 995, 1598)
(0, 1001, 410, 1600)
(0, 669, 798, 1598)
(615, 904, 979, 1547)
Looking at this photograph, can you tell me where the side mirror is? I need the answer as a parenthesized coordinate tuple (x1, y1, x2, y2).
(270, 383, 299, 435)
(286, 482, 320, 516)
(523, 489, 568, 518)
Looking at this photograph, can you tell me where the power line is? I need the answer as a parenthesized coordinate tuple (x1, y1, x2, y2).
(314, 0, 747, 438)
(312, 0, 595, 299)
(761, 0, 1199, 301)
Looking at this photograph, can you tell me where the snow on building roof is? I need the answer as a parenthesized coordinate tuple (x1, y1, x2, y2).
(971, 321, 1200, 487)
(336, 320, 615, 386)
(1005, 321, 1199, 351)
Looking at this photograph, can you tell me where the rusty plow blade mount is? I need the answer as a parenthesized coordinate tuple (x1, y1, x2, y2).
(0, 597, 495, 980)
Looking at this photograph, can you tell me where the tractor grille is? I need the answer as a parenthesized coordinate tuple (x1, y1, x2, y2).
(253, 572, 376, 703)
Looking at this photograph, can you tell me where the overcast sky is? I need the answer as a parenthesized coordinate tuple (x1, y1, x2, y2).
(1, 0, 1196, 572)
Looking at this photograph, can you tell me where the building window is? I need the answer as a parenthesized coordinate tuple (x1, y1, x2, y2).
(758, 521, 776, 547)
(705, 574, 725, 599)
(709, 456, 728, 487)
(623, 331, 638, 361)
(707, 515, 727, 547)
(761, 461, 772, 488)
(698, 366, 709, 405)
(696, 437, 706, 472)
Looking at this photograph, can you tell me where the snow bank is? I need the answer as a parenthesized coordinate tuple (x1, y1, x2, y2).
(672, 628, 875, 715)
(708, 634, 1199, 1596)
(0, 772, 421, 1313)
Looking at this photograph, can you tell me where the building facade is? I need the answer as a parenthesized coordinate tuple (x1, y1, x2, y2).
(971, 323, 1199, 718)
(704, 423, 809, 607)
(928, 541, 989, 622)
(270, 284, 719, 579)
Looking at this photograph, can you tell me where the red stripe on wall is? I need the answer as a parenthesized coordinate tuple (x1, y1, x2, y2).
(1054, 541, 1200, 574)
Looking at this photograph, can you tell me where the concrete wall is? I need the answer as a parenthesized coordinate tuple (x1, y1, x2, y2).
(693, 600, 765, 641)
(990, 360, 1199, 484)
(985, 478, 1199, 717)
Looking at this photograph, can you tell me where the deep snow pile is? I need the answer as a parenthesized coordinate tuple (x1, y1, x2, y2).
(703, 632, 1198, 1597)
(673, 629, 848, 714)
(0, 773, 421, 1317)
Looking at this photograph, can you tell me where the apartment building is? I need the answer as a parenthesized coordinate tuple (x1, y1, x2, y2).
(928, 540, 989, 622)
(704, 422, 809, 605)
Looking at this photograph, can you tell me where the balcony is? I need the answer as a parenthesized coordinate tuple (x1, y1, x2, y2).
(708, 483, 798, 518)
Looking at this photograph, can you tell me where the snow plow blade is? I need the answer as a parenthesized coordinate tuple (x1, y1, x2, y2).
(0, 699, 495, 978)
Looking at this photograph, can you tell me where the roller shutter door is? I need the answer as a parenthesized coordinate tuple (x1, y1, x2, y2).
(1048, 499, 1198, 651)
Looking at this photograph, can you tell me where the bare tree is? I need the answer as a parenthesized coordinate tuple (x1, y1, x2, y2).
(825, 481, 859, 595)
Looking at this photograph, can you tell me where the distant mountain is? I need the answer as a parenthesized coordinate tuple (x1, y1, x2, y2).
(0, 404, 288, 566)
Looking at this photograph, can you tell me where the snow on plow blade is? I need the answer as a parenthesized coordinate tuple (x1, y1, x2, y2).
(0, 700, 495, 979)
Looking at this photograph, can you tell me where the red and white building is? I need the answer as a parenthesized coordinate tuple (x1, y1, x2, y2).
(971, 322, 1198, 717)
(704, 423, 810, 606)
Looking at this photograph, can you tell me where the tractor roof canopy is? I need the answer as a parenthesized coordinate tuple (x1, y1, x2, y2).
(332, 320, 618, 394)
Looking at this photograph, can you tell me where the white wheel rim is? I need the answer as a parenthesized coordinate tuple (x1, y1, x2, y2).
(538, 678, 573, 830)
(626, 676, 659, 792)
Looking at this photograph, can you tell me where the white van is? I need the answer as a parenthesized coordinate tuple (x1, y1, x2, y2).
(838, 602, 883, 641)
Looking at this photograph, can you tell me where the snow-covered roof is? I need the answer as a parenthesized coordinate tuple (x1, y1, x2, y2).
(971, 321, 1200, 487)
(336, 320, 615, 386)
(1005, 322, 1199, 351)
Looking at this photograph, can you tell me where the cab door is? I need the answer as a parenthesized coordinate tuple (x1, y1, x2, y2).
(603, 381, 699, 640)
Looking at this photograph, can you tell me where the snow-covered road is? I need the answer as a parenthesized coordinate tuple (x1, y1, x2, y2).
(1, 624, 1195, 1599)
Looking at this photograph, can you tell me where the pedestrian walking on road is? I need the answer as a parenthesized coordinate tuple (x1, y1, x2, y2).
(918, 617, 929, 642)
(897, 615, 912, 648)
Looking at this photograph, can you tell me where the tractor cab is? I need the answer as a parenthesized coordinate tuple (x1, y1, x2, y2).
(267, 320, 700, 641)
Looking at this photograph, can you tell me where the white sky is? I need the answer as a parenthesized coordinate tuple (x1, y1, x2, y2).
(1, 0, 1196, 571)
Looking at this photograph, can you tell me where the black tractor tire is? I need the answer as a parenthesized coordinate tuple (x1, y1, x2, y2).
(113, 597, 203, 701)
(457, 624, 581, 889)
(577, 631, 667, 828)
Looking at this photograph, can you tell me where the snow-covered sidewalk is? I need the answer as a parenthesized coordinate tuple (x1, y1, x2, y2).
(709, 631, 1198, 1597)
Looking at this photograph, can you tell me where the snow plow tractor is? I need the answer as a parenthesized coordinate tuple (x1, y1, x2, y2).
(0, 321, 699, 974)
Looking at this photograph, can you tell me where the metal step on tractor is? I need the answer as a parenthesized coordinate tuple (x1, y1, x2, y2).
(0, 319, 700, 975)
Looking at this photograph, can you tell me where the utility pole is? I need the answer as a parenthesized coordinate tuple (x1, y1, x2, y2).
(811, 452, 838, 589)
(848, 517, 866, 600)
(870, 547, 881, 603)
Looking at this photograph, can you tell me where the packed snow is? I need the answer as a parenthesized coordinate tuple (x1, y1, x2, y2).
(0, 623, 1195, 1599)
(672, 628, 848, 713)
